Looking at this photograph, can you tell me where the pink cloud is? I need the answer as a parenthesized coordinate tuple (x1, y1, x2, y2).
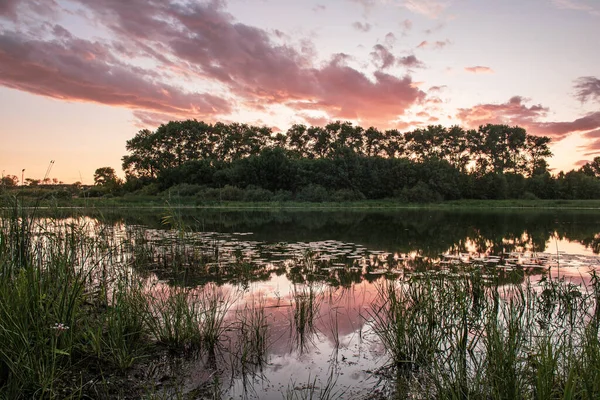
(402, 0, 450, 19)
(301, 114, 329, 127)
(464, 66, 494, 74)
(534, 112, 600, 137)
(0, 0, 426, 128)
(417, 39, 451, 49)
(583, 129, 600, 139)
(457, 96, 600, 140)
(0, 30, 231, 117)
(552, 0, 600, 16)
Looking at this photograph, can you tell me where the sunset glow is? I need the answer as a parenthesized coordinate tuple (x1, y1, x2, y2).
(1, 0, 599, 183)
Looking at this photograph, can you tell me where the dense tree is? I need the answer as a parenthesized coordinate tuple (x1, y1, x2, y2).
(1, 175, 18, 187)
(94, 167, 119, 186)
(25, 178, 40, 186)
(119, 119, 600, 202)
(580, 156, 600, 178)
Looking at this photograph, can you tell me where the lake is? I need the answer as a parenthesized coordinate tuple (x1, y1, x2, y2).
(13, 207, 600, 399)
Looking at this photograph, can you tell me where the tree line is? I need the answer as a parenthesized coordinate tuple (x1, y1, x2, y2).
(122, 120, 551, 179)
(91, 119, 600, 201)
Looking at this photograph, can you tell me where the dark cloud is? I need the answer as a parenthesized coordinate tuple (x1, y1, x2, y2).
(428, 85, 447, 92)
(0, 0, 57, 19)
(370, 44, 396, 69)
(384, 32, 397, 46)
(574, 76, 600, 103)
(371, 45, 425, 70)
(352, 21, 372, 32)
(398, 55, 425, 68)
(0, 0, 19, 17)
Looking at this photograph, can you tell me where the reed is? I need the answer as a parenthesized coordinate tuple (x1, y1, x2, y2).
(290, 284, 321, 353)
(369, 270, 600, 399)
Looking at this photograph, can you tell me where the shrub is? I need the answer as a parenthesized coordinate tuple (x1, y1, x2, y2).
(296, 184, 330, 202)
(397, 181, 442, 203)
(521, 191, 539, 200)
(220, 185, 244, 201)
(167, 183, 204, 197)
(82, 187, 106, 198)
(331, 189, 366, 202)
(139, 183, 160, 196)
(243, 186, 273, 202)
(273, 190, 293, 202)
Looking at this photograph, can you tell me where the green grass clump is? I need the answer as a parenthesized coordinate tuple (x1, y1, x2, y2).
(369, 271, 600, 399)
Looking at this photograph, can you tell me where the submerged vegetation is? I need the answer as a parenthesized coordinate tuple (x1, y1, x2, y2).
(2, 198, 600, 398)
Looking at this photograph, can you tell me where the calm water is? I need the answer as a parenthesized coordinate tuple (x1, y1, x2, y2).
(51, 208, 600, 398)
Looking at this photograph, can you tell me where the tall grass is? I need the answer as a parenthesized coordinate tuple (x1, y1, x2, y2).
(290, 284, 321, 353)
(368, 270, 600, 399)
(0, 201, 91, 397)
(0, 200, 238, 398)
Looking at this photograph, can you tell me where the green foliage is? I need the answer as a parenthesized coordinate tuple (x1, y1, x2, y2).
(220, 185, 244, 201)
(330, 189, 366, 202)
(116, 119, 600, 202)
(243, 186, 274, 202)
(1, 175, 19, 187)
(166, 183, 205, 197)
(296, 184, 330, 202)
(398, 181, 442, 203)
(521, 191, 539, 200)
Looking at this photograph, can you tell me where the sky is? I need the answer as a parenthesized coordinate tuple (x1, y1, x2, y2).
(0, 0, 599, 184)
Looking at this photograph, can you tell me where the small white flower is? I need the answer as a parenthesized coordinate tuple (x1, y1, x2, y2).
(51, 323, 70, 333)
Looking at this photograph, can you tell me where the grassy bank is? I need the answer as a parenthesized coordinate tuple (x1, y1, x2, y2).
(3, 191, 600, 211)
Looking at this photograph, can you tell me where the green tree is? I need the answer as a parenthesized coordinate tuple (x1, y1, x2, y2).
(94, 167, 122, 194)
(1, 175, 18, 187)
(580, 156, 600, 178)
(25, 178, 40, 186)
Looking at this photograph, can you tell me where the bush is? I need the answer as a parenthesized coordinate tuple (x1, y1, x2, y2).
(273, 190, 293, 202)
(521, 191, 539, 200)
(220, 185, 244, 201)
(295, 184, 330, 202)
(397, 181, 442, 203)
(243, 186, 273, 202)
(331, 189, 366, 202)
(82, 187, 106, 198)
(42, 189, 72, 200)
(167, 183, 204, 197)
(139, 183, 160, 196)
